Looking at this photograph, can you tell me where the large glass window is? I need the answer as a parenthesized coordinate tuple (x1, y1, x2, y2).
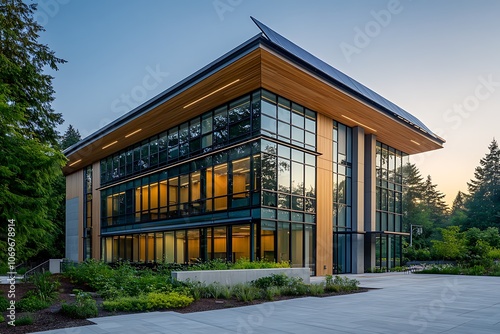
(375, 142, 408, 270)
(333, 121, 353, 274)
(232, 224, 251, 261)
(101, 142, 262, 227)
(83, 166, 92, 260)
(100, 90, 316, 186)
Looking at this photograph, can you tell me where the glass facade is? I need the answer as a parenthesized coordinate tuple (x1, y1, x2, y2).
(98, 89, 317, 273)
(332, 121, 353, 274)
(375, 142, 408, 269)
(83, 165, 92, 260)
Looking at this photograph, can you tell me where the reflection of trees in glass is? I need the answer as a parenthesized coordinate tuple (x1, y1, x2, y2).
(278, 158, 290, 193)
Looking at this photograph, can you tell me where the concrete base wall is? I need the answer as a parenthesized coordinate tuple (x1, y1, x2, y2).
(65, 198, 79, 262)
(172, 268, 311, 285)
(49, 259, 63, 274)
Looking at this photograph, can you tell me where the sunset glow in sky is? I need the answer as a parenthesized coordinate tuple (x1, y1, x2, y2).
(40, 0, 500, 205)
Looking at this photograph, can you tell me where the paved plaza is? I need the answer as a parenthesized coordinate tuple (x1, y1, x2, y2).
(33, 273, 500, 334)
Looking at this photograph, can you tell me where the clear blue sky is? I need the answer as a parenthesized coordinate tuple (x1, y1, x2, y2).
(39, 0, 500, 205)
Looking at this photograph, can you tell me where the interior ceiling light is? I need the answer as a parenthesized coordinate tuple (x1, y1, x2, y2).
(341, 115, 377, 133)
(125, 129, 142, 138)
(68, 159, 82, 167)
(102, 141, 118, 150)
(411, 140, 421, 146)
(183, 79, 240, 109)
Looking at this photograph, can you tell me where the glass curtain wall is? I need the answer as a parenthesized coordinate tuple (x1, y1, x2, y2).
(332, 121, 352, 274)
(99, 89, 317, 273)
(83, 165, 92, 260)
(375, 142, 408, 269)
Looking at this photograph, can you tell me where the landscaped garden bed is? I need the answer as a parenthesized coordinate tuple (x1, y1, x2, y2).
(0, 259, 366, 333)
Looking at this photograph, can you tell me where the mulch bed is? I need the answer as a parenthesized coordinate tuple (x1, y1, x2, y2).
(1, 275, 368, 333)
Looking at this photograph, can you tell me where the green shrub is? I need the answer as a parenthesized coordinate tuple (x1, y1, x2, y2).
(488, 248, 500, 260)
(189, 258, 230, 271)
(231, 258, 290, 269)
(61, 290, 98, 319)
(186, 281, 207, 300)
(102, 291, 193, 312)
(65, 260, 174, 300)
(390, 266, 405, 272)
(280, 277, 309, 296)
(308, 283, 325, 296)
(0, 314, 4, 322)
(206, 282, 227, 299)
(264, 286, 281, 301)
(14, 314, 34, 326)
(0, 295, 10, 311)
(146, 292, 193, 309)
(29, 272, 60, 302)
(231, 283, 261, 302)
(466, 265, 486, 276)
(64, 259, 115, 292)
(17, 293, 51, 312)
(489, 263, 500, 276)
(324, 275, 359, 293)
(252, 273, 290, 289)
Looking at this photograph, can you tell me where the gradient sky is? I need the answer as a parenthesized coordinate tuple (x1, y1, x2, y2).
(38, 0, 500, 205)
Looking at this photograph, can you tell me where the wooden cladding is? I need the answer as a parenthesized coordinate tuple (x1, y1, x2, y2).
(64, 46, 442, 175)
(63, 49, 262, 175)
(259, 48, 443, 155)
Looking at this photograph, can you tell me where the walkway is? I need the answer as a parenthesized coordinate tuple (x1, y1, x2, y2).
(33, 273, 500, 333)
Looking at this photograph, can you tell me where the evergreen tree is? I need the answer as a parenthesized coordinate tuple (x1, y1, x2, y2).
(422, 175, 449, 226)
(403, 164, 449, 250)
(451, 191, 467, 213)
(465, 139, 500, 229)
(60, 124, 81, 150)
(0, 0, 66, 145)
(448, 191, 468, 227)
(403, 163, 431, 248)
(0, 0, 66, 263)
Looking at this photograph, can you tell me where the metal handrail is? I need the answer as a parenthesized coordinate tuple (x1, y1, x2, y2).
(23, 260, 50, 280)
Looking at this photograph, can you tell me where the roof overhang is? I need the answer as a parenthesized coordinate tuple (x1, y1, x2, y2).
(64, 18, 444, 175)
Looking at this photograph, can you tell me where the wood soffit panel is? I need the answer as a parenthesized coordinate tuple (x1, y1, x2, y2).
(64, 46, 442, 175)
(259, 48, 443, 155)
(63, 49, 262, 175)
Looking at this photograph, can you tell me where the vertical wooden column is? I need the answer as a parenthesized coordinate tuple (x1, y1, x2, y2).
(92, 161, 101, 260)
(315, 114, 333, 276)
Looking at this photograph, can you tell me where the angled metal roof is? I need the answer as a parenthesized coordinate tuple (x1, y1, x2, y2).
(251, 17, 443, 142)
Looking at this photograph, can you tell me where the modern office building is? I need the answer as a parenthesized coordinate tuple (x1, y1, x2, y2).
(64, 18, 444, 275)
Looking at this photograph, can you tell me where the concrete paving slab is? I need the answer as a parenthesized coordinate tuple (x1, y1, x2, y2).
(30, 274, 500, 334)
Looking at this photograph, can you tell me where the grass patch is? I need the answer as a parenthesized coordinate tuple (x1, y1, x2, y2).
(14, 314, 34, 326)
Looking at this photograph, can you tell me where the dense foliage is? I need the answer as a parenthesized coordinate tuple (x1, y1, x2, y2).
(0, 0, 67, 263)
(404, 139, 500, 271)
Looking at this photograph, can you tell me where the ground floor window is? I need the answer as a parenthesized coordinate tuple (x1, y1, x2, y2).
(333, 232, 352, 274)
(101, 221, 315, 274)
(375, 234, 402, 270)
